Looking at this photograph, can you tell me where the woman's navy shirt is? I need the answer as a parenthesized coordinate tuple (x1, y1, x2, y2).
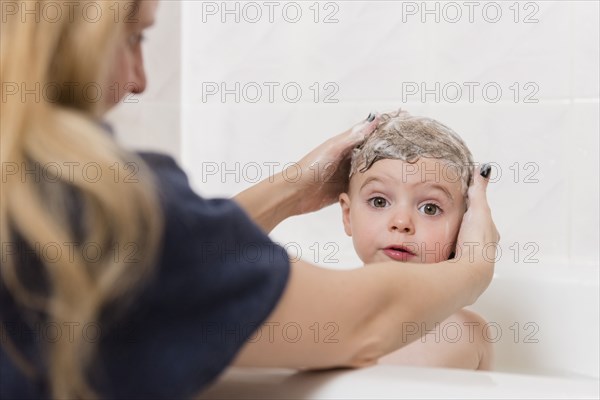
(0, 152, 291, 399)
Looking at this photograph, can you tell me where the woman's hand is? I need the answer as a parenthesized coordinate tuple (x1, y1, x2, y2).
(454, 164, 500, 301)
(288, 113, 380, 215)
(234, 113, 379, 232)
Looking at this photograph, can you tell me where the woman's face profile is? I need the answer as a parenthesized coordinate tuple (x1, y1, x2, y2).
(105, 0, 158, 110)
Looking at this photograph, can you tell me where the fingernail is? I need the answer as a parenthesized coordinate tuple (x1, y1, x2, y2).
(366, 112, 376, 122)
(480, 163, 491, 179)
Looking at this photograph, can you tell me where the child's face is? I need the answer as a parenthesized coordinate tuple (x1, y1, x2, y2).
(339, 158, 467, 264)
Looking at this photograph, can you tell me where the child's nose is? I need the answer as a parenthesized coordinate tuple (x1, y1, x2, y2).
(388, 209, 415, 234)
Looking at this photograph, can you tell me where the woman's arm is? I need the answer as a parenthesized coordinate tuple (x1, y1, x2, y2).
(233, 115, 380, 233)
(233, 259, 482, 369)
(233, 170, 499, 369)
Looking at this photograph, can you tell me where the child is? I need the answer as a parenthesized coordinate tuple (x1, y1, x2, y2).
(339, 109, 493, 370)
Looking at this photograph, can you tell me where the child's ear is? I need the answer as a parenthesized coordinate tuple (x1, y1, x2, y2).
(339, 193, 352, 236)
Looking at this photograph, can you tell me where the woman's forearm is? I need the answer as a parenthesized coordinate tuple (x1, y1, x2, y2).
(233, 257, 490, 369)
(352, 259, 485, 363)
(233, 173, 301, 233)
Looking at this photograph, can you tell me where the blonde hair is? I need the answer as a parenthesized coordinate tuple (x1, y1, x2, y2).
(350, 109, 474, 194)
(1, 1, 163, 398)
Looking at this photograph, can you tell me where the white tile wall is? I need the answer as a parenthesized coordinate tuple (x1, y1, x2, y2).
(568, 101, 600, 267)
(573, 1, 600, 99)
(110, 1, 599, 269)
(106, 0, 182, 159)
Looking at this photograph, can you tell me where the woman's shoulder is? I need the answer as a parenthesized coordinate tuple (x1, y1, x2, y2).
(134, 151, 245, 228)
(136, 151, 189, 187)
(90, 151, 291, 397)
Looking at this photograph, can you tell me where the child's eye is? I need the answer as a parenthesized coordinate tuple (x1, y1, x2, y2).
(368, 197, 389, 208)
(419, 203, 442, 216)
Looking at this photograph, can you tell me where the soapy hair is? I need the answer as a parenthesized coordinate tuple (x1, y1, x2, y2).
(350, 109, 474, 194)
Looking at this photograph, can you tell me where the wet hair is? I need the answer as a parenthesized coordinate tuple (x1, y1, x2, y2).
(350, 109, 474, 195)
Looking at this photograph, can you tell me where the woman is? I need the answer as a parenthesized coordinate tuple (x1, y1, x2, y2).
(0, 1, 499, 399)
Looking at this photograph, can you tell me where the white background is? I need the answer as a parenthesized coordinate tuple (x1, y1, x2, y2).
(107, 0, 600, 270)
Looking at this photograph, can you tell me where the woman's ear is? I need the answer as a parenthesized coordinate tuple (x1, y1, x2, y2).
(339, 193, 352, 236)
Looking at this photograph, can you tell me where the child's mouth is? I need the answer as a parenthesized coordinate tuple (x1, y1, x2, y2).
(382, 246, 417, 262)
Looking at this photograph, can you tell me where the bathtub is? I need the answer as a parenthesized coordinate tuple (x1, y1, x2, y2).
(199, 263, 600, 399)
